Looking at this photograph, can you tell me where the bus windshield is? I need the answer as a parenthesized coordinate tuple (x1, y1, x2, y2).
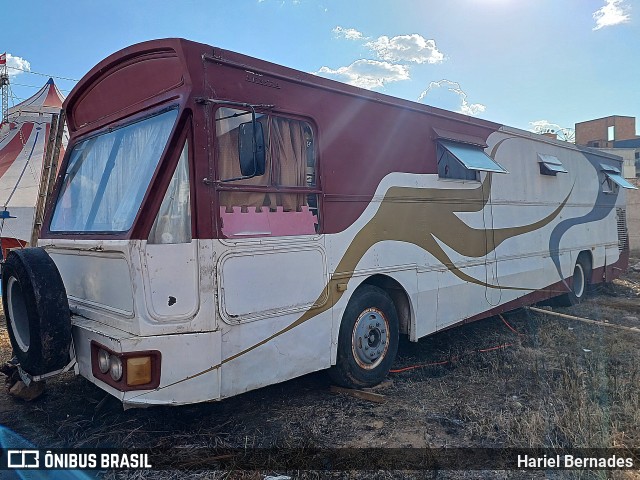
(50, 109, 178, 233)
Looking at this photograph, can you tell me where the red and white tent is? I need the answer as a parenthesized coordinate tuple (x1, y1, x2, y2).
(0, 78, 66, 257)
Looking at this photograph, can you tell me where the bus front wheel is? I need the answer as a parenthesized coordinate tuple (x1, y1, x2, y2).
(329, 285, 399, 388)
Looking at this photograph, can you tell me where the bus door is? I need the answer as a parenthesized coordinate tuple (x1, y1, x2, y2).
(211, 105, 329, 359)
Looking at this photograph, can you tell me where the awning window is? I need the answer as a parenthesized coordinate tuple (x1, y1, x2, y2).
(537, 153, 568, 175)
(438, 140, 508, 175)
(600, 162, 638, 190)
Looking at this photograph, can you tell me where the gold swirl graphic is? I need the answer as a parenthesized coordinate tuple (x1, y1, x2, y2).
(223, 172, 570, 364)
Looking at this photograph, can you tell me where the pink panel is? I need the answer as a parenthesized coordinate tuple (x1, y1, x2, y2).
(266, 206, 317, 235)
(220, 206, 317, 238)
(220, 206, 271, 237)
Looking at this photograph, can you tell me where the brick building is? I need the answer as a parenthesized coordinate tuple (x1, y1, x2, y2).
(575, 115, 638, 148)
(575, 115, 640, 178)
(574, 116, 640, 252)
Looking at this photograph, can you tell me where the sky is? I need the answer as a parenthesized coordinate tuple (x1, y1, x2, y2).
(2, 0, 639, 138)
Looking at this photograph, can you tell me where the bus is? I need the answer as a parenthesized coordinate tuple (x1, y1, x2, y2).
(2, 38, 635, 407)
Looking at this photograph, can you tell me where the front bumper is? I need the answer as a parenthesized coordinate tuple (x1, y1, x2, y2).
(71, 315, 221, 407)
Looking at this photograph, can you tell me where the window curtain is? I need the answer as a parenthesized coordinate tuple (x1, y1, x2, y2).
(109, 115, 175, 229)
(148, 141, 191, 244)
(52, 110, 176, 231)
(270, 117, 307, 211)
(57, 137, 113, 230)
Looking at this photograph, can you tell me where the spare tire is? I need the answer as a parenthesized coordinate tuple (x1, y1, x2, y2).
(2, 248, 72, 375)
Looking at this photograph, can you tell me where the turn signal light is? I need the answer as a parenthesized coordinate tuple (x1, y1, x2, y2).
(126, 356, 152, 386)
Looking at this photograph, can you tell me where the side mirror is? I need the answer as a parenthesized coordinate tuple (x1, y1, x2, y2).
(238, 121, 266, 177)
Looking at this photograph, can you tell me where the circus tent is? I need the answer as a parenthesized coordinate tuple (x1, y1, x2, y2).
(0, 78, 66, 257)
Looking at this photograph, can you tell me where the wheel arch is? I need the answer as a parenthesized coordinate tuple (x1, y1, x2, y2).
(577, 249, 593, 266)
(576, 249, 593, 282)
(359, 274, 413, 337)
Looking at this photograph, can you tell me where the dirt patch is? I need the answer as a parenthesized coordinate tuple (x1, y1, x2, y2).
(1, 259, 640, 479)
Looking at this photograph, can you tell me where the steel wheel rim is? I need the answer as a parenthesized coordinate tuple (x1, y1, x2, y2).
(351, 307, 390, 369)
(7, 276, 30, 352)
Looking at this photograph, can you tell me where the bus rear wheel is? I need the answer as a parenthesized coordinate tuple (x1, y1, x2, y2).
(329, 285, 399, 388)
(556, 255, 591, 307)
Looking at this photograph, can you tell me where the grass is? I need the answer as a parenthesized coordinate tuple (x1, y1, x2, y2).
(0, 259, 639, 479)
(457, 311, 640, 450)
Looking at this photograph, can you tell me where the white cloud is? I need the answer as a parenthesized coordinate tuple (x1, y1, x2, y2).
(332, 26, 364, 40)
(323, 29, 445, 91)
(5, 54, 31, 77)
(316, 59, 410, 90)
(593, 0, 631, 30)
(460, 100, 486, 116)
(529, 120, 559, 132)
(366, 34, 444, 64)
(418, 80, 485, 116)
(529, 120, 575, 142)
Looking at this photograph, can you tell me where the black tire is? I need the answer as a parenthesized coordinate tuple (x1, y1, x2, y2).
(556, 254, 591, 307)
(329, 284, 399, 388)
(1, 248, 72, 375)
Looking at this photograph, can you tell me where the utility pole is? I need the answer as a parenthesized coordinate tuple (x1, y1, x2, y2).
(0, 59, 9, 123)
(1, 53, 9, 124)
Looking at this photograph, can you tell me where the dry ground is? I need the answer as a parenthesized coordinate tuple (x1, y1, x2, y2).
(1, 258, 640, 479)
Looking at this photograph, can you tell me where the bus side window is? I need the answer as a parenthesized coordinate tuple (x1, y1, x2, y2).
(269, 116, 313, 210)
(218, 115, 319, 237)
(437, 143, 478, 181)
(148, 140, 192, 244)
(216, 108, 271, 209)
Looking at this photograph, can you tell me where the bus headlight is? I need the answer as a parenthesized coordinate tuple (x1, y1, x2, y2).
(109, 355, 123, 381)
(97, 349, 110, 374)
